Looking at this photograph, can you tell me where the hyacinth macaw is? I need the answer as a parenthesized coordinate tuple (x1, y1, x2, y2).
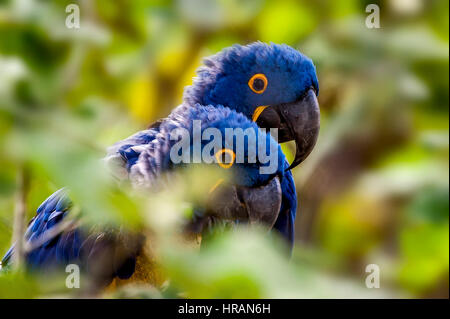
(1, 42, 320, 287)
(153, 42, 320, 246)
(1, 106, 288, 287)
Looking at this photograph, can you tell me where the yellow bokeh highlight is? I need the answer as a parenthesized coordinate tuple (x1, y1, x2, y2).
(125, 73, 157, 124)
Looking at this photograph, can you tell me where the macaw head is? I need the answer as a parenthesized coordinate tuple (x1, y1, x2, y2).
(176, 105, 286, 230)
(184, 42, 320, 170)
(108, 105, 287, 231)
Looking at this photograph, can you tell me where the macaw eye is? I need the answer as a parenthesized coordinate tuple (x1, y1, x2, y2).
(248, 73, 268, 94)
(215, 148, 235, 169)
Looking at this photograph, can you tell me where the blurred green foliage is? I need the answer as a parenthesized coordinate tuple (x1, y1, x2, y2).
(0, 0, 448, 298)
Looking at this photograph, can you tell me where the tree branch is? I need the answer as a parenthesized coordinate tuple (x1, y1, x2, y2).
(11, 166, 29, 269)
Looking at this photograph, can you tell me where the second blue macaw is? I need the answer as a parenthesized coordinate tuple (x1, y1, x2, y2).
(1, 106, 290, 287)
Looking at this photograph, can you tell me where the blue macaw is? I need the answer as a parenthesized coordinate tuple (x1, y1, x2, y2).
(1, 42, 320, 286)
(1, 106, 289, 287)
(151, 42, 320, 247)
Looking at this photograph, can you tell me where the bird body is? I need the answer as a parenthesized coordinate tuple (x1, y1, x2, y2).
(2, 105, 289, 289)
(1, 42, 319, 290)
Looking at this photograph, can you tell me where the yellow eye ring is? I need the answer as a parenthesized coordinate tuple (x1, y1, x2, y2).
(248, 73, 268, 94)
(215, 148, 236, 169)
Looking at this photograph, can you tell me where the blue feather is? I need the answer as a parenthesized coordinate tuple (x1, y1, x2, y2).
(2, 42, 317, 278)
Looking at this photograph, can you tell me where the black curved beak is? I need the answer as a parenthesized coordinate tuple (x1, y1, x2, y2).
(254, 88, 320, 170)
(195, 176, 282, 232)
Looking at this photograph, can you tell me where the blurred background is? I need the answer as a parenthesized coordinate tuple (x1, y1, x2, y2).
(0, 0, 448, 298)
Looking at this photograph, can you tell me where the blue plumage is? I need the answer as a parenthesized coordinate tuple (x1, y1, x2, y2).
(107, 104, 285, 188)
(184, 42, 318, 119)
(2, 105, 289, 281)
(2, 189, 81, 268)
(182, 43, 318, 248)
(274, 166, 297, 246)
(2, 42, 319, 280)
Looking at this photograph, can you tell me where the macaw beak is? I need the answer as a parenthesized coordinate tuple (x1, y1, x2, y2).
(254, 88, 320, 170)
(203, 176, 282, 230)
